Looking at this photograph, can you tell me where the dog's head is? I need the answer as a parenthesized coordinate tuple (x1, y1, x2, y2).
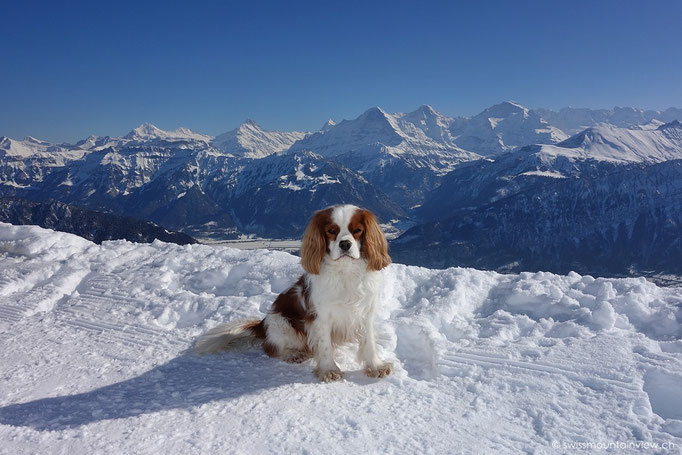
(300, 204, 391, 274)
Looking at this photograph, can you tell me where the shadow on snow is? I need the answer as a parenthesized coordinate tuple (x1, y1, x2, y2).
(0, 352, 319, 430)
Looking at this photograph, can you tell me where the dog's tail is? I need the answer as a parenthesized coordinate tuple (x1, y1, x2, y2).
(194, 319, 265, 355)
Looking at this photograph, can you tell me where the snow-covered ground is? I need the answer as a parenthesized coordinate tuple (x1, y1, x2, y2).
(1, 222, 681, 454)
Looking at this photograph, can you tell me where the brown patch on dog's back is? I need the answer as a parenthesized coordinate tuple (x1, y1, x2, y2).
(270, 276, 313, 337)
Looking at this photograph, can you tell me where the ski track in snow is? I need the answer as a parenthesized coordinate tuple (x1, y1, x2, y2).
(55, 272, 191, 349)
(0, 223, 681, 454)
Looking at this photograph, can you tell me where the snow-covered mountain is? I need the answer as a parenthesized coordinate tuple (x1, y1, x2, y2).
(400, 121, 682, 276)
(418, 120, 682, 221)
(288, 105, 476, 165)
(535, 106, 682, 135)
(1, 223, 681, 453)
(0, 123, 407, 239)
(287, 102, 567, 161)
(397, 104, 457, 146)
(0, 136, 89, 170)
(287, 106, 480, 207)
(552, 120, 682, 163)
(124, 122, 212, 143)
(0, 136, 81, 158)
(208, 152, 406, 237)
(285, 101, 627, 161)
(448, 101, 568, 156)
(212, 119, 307, 158)
(2, 103, 682, 276)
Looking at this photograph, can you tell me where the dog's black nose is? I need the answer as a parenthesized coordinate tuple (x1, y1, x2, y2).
(339, 240, 351, 251)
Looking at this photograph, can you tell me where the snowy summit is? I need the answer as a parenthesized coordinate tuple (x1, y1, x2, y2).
(125, 122, 212, 143)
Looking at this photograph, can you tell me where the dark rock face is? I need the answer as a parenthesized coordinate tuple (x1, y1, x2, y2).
(228, 154, 406, 237)
(391, 160, 682, 276)
(0, 197, 197, 245)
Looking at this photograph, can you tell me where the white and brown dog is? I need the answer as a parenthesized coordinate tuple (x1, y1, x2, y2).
(195, 204, 392, 382)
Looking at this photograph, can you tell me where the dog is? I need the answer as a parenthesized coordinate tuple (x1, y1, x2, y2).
(195, 204, 392, 382)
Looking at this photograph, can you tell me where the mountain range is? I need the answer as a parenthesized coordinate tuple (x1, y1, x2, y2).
(1, 101, 681, 277)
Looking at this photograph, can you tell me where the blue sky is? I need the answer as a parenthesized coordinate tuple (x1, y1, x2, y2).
(2, 0, 681, 143)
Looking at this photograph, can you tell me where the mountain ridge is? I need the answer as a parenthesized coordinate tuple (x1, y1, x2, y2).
(2, 101, 682, 278)
(5, 101, 682, 159)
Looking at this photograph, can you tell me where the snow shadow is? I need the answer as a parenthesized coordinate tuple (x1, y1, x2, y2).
(0, 352, 315, 431)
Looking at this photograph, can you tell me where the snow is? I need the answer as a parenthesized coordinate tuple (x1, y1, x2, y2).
(276, 162, 341, 192)
(0, 137, 49, 157)
(536, 106, 681, 135)
(519, 170, 567, 179)
(124, 122, 212, 143)
(1, 223, 682, 453)
(488, 117, 503, 128)
(287, 106, 479, 168)
(448, 101, 568, 156)
(0, 136, 88, 161)
(548, 122, 682, 163)
(205, 238, 301, 253)
(213, 120, 307, 158)
(320, 119, 336, 132)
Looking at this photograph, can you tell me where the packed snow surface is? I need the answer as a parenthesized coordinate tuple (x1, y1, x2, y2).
(1, 223, 681, 454)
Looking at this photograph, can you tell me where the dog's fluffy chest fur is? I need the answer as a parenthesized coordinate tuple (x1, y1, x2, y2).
(309, 257, 380, 307)
(306, 257, 381, 342)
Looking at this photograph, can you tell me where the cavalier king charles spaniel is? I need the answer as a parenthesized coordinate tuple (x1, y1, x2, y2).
(195, 204, 392, 382)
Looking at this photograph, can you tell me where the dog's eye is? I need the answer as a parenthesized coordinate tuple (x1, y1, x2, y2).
(327, 228, 337, 235)
(353, 228, 362, 234)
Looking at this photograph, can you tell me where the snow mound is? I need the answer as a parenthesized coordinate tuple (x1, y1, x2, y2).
(1, 223, 681, 453)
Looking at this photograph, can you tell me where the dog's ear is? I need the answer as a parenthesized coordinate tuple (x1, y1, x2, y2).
(360, 210, 391, 271)
(300, 209, 330, 275)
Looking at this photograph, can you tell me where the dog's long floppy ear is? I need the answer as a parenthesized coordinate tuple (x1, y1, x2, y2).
(300, 209, 329, 275)
(361, 210, 391, 271)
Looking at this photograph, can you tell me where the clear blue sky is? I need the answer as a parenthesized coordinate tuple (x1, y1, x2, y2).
(2, 0, 681, 143)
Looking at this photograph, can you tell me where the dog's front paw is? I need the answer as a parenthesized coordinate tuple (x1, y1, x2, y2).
(314, 366, 344, 382)
(365, 362, 393, 378)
